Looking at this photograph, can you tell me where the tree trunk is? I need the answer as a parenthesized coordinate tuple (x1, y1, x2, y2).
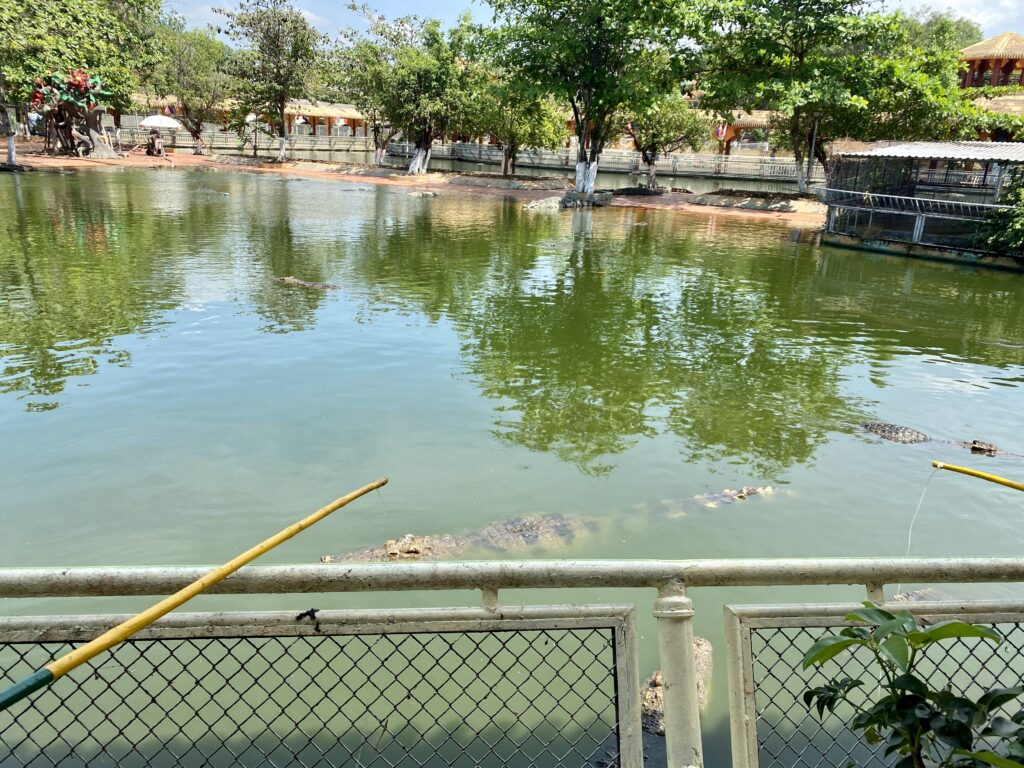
(502, 145, 514, 177)
(646, 161, 657, 189)
(408, 148, 425, 174)
(0, 76, 15, 166)
(276, 101, 287, 162)
(790, 119, 808, 194)
(813, 139, 830, 182)
(372, 123, 386, 165)
(408, 131, 433, 175)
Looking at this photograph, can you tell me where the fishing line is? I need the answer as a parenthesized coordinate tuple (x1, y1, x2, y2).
(895, 467, 938, 597)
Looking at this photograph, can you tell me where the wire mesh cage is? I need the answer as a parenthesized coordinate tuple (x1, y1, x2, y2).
(0, 620, 624, 768)
(746, 616, 1024, 768)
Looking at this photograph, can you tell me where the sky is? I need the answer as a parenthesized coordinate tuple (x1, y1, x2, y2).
(168, 0, 1021, 42)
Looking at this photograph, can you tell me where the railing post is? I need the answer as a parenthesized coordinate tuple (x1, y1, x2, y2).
(654, 580, 704, 768)
(912, 214, 926, 244)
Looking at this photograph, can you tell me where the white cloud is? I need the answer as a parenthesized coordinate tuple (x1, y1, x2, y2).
(884, 0, 1023, 37)
(297, 7, 333, 29)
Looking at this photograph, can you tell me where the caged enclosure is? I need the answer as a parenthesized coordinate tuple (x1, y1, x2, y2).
(819, 142, 1024, 257)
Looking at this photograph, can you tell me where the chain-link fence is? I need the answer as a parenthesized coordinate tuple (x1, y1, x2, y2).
(0, 616, 626, 768)
(745, 615, 1024, 768)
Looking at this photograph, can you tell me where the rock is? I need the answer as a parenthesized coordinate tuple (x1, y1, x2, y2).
(523, 196, 564, 211)
(563, 191, 613, 208)
(87, 129, 119, 159)
(409, 190, 438, 198)
(641, 637, 713, 736)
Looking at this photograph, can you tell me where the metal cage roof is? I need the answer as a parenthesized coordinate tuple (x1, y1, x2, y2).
(842, 141, 1024, 163)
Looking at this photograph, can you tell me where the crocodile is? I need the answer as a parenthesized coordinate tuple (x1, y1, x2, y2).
(321, 514, 594, 563)
(321, 486, 775, 563)
(860, 422, 1001, 456)
(275, 276, 340, 291)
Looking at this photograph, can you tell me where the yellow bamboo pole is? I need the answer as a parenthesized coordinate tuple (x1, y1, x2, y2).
(0, 476, 388, 712)
(932, 461, 1024, 492)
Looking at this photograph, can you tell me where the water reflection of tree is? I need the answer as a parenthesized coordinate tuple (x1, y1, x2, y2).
(242, 180, 333, 333)
(0, 175, 184, 409)
(348, 203, 870, 476)
(461, 211, 870, 476)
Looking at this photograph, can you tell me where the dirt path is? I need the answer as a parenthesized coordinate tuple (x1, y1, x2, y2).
(13, 150, 826, 228)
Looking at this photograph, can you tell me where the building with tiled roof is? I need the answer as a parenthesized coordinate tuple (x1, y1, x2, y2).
(960, 32, 1024, 87)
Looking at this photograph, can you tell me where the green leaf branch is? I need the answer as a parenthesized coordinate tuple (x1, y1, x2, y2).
(803, 603, 1024, 768)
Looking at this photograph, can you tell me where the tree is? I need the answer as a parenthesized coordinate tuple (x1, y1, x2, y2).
(697, 0, 972, 192)
(150, 18, 232, 153)
(328, 8, 419, 165)
(468, 66, 569, 177)
(0, 0, 161, 164)
(489, 0, 695, 194)
(0, 0, 161, 112)
(29, 71, 113, 156)
(899, 7, 983, 51)
(625, 92, 709, 188)
(390, 15, 476, 175)
(217, 0, 325, 163)
(982, 169, 1024, 257)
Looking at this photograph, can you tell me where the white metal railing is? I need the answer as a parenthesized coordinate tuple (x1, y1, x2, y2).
(917, 168, 997, 188)
(386, 141, 825, 182)
(117, 128, 375, 153)
(816, 187, 1009, 220)
(2, 558, 1024, 768)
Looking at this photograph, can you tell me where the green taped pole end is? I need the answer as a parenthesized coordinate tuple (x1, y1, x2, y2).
(0, 669, 53, 713)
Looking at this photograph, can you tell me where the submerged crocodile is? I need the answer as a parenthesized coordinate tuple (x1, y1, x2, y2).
(275, 276, 340, 291)
(860, 422, 1001, 456)
(321, 486, 775, 563)
(321, 514, 593, 563)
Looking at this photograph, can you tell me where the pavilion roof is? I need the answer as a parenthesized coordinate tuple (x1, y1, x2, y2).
(976, 93, 1024, 117)
(843, 141, 1024, 163)
(285, 100, 363, 120)
(701, 109, 774, 129)
(961, 32, 1024, 61)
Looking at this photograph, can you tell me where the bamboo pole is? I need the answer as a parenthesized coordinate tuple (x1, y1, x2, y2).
(0, 476, 388, 713)
(932, 461, 1024, 492)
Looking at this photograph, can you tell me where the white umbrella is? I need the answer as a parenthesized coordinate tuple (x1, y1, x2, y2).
(139, 114, 183, 129)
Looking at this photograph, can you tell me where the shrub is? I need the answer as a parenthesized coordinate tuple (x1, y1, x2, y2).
(802, 602, 1024, 768)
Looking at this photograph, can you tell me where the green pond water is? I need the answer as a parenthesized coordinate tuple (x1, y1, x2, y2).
(2, 168, 1024, 762)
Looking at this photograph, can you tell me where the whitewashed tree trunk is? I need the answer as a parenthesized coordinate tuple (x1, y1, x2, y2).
(574, 160, 599, 194)
(276, 136, 287, 162)
(792, 156, 808, 193)
(1, 104, 15, 166)
(408, 147, 426, 174)
(790, 122, 809, 194)
(408, 145, 432, 175)
(373, 146, 385, 165)
(646, 162, 657, 189)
